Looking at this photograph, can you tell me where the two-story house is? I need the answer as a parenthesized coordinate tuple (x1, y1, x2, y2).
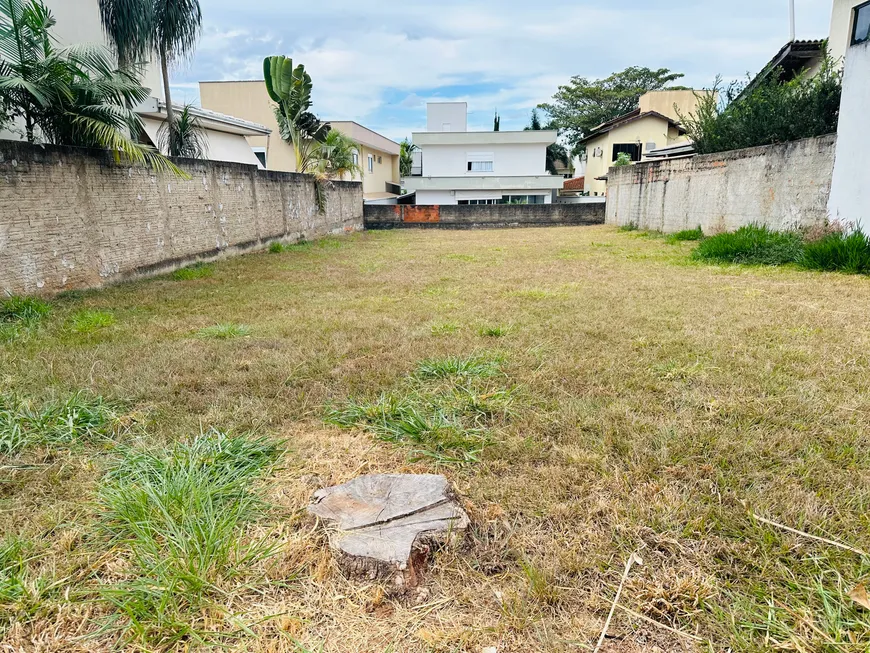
(403, 103, 564, 206)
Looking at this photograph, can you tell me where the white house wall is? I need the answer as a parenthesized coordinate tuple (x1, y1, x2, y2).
(827, 40, 870, 231)
(420, 143, 547, 177)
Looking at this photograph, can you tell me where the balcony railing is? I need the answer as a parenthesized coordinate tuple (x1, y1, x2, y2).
(386, 181, 401, 195)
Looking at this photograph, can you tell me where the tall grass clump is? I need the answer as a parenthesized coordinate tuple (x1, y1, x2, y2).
(618, 222, 639, 232)
(0, 296, 51, 342)
(68, 309, 115, 334)
(693, 225, 803, 266)
(96, 430, 282, 648)
(0, 393, 122, 456)
(667, 227, 704, 243)
(801, 230, 870, 274)
(327, 354, 513, 464)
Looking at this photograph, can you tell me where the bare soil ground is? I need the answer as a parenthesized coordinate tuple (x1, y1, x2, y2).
(3, 226, 870, 652)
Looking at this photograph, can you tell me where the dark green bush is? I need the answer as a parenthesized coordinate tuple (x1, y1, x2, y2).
(801, 230, 870, 274)
(692, 225, 804, 266)
(681, 56, 842, 155)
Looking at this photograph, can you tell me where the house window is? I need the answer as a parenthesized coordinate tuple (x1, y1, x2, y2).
(252, 147, 267, 168)
(467, 161, 494, 172)
(458, 199, 498, 205)
(501, 195, 546, 205)
(853, 1, 870, 45)
(352, 152, 359, 167)
(612, 143, 641, 162)
(367, 154, 374, 173)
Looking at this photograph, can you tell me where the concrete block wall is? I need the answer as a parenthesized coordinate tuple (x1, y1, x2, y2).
(605, 134, 837, 234)
(365, 202, 606, 229)
(0, 141, 363, 295)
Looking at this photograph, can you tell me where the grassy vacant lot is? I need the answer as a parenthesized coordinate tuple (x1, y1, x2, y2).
(3, 226, 870, 652)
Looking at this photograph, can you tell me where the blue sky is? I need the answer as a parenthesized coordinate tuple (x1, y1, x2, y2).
(171, 0, 834, 142)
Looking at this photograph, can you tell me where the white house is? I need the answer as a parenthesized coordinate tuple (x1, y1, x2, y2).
(3, 0, 270, 167)
(403, 103, 564, 205)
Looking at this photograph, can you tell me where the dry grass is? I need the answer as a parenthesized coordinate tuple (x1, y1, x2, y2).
(3, 226, 870, 651)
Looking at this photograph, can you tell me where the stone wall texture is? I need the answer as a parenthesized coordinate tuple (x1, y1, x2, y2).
(605, 134, 837, 234)
(0, 141, 363, 296)
(365, 202, 606, 229)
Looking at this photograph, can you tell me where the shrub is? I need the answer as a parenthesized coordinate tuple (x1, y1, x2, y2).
(613, 152, 632, 167)
(692, 225, 803, 266)
(681, 55, 842, 155)
(268, 242, 285, 254)
(668, 227, 704, 243)
(801, 230, 870, 274)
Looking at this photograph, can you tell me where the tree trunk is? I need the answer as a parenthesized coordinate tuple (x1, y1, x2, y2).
(160, 48, 175, 155)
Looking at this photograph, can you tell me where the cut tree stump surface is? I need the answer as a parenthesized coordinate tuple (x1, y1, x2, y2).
(308, 474, 469, 580)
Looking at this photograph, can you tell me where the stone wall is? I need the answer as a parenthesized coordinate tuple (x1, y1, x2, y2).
(605, 135, 836, 234)
(0, 141, 363, 296)
(365, 202, 606, 229)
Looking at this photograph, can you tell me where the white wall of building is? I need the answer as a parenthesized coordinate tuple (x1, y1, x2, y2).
(44, 0, 164, 98)
(426, 103, 468, 133)
(830, 0, 865, 64)
(419, 143, 548, 178)
(827, 40, 870, 231)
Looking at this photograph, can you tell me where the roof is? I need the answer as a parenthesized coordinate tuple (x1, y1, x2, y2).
(136, 99, 271, 136)
(742, 40, 825, 96)
(645, 141, 697, 159)
(580, 109, 685, 144)
(563, 176, 585, 191)
(327, 121, 400, 156)
(412, 130, 557, 147)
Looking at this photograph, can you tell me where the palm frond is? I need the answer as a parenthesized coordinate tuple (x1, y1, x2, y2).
(153, 0, 201, 62)
(157, 103, 208, 159)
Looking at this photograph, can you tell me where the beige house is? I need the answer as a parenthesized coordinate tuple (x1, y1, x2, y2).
(199, 81, 401, 201)
(580, 90, 706, 196)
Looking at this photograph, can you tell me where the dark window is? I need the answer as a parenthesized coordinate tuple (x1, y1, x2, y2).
(612, 143, 641, 162)
(254, 151, 266, 168)
(853, 1, 870, 45)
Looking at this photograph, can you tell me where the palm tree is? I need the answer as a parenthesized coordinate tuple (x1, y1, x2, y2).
(158, 103, 207, 158)
(399, 138, 417, 177)
(319, 129, 362, 180)
(98, 0, 202, 155)
(264, 55, 329, 173)
(0, 0, 179, 173)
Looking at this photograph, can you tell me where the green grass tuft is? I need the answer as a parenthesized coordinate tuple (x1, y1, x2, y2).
(171, 263, 214, 281)
(667, 227, 704, 243)
(693, 225, 804, 266)
(430, 322, 460, 336)
(195, 323, 251, 340)
(0, 393, 122, 456)
(268, 242, 285, 254)
(0, 296, 51, 324)
(416, 355, 502, 379)
(477, 324, 512, 338)
(801, 230, 870, 274)
(96, 430, 282, 648)
(68, 309, 115, 334)
(618, 222, 639, 232)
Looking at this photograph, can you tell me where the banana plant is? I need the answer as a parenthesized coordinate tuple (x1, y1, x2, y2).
(264, 55, 329, 174)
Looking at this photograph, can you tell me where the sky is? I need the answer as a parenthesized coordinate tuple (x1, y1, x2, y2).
(170, 0, 835, 142)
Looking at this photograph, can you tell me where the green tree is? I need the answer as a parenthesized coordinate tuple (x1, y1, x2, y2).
(319, 128, 362, 180)
(493, 110, 500, 131)
(263, 55, 329, 174)
(525, 109, 571, 176)
(539, 66, 686, 150)
(157, 103, 207, 158)
(399, 137, 417, 177)
(0, 0, 179, 173)
(98, 0, 202, 156)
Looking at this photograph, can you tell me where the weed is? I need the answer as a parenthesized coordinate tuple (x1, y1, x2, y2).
(268, 242, 285, 254)
(478, 324, 511, 338)
(693, 224, 803, 265)
(416, 355, 502, 380)
(195, 323, 251, 339)
(618, 222, 639, 232)
(667, 227, 704, 243)
(0, 393, 122, 456)
(0, 296, 51, 324)
(430, 322, 460, 336)
(68, 309, 115, 334)
(171, 262, 214, 281)
(521, 560, 561, 606)
(801, 230, 870, 274)
(96, 430, 282, 648)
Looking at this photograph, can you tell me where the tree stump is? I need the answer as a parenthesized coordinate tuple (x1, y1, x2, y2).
(308, 474, 469, 587)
